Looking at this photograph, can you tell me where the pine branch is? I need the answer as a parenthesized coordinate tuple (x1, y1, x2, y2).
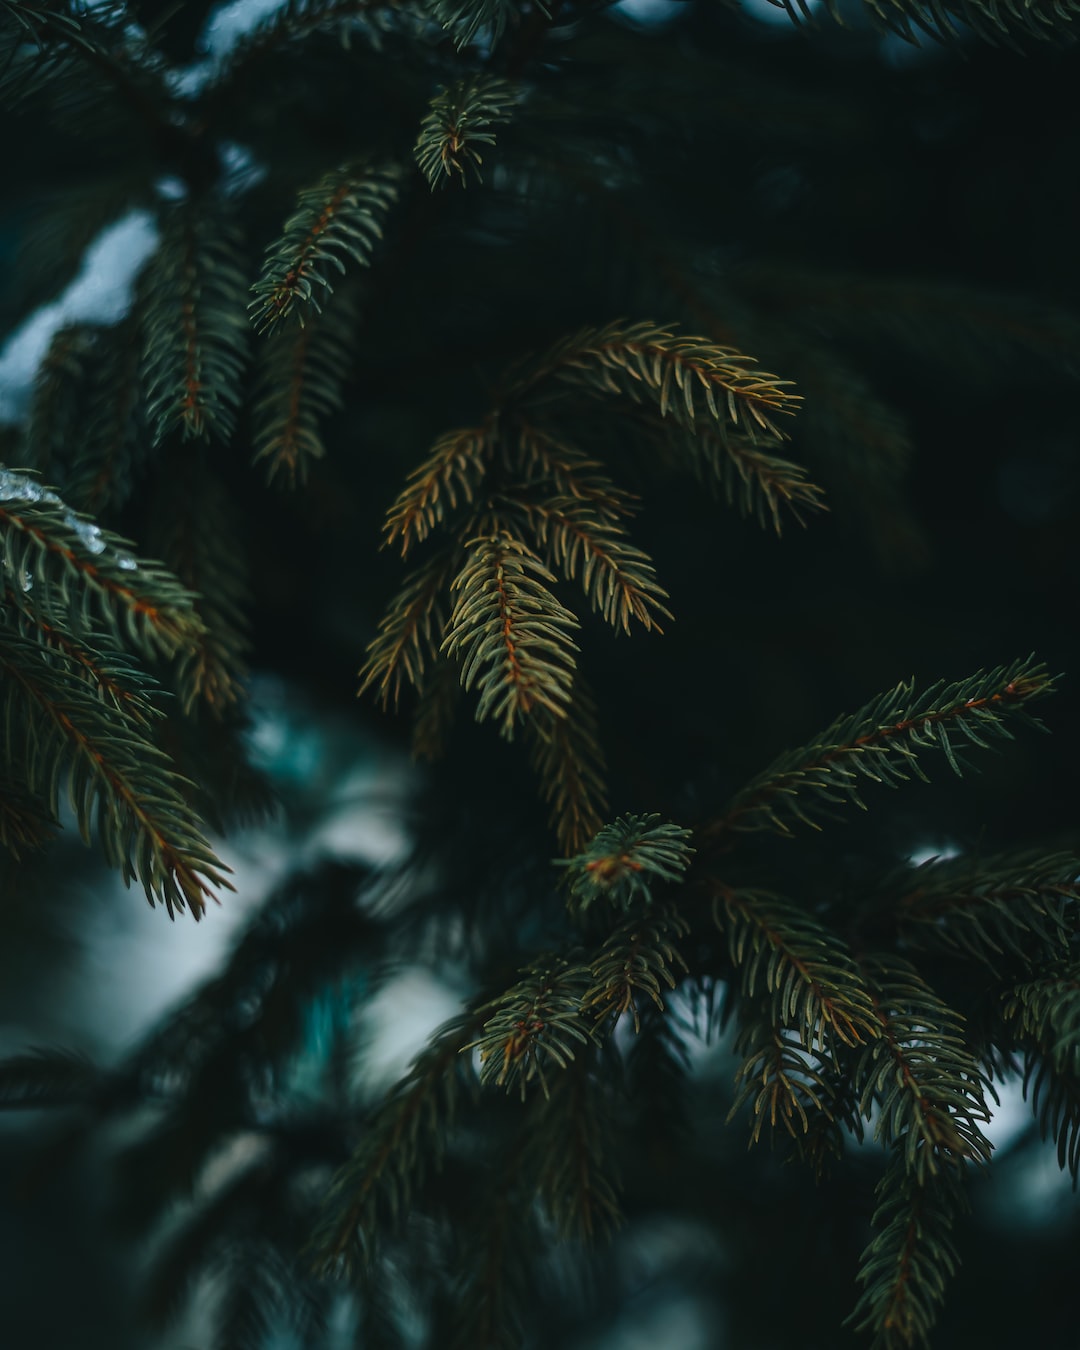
(154, 466, 251, 718)
(382, 424, 497, 556)
(525, 688, 607, 856)
(428, 0, 526, 48)
(141, 209, 250, 444)
(309, 1013, 477, 1275)
(358, 549, 456, 711)
(526, 1049, 623, 1241)
(24, 322, 97, 477)
(249, 161, 401, 333)
(853, 953, 993, 1182)
(583, 908, 689, 1032)
(849, 1155, 965, 1350)
(892, 849, 1079, 975)
(507, 491, 672, 634)
(1004, 963, 1080, 1176)
(678, 422, 826, 533)
(0, 628, 231, 916)
(728, 1020, 837, 1147)
(815, 0, 1080, 47)
(65, 314, 146, 515)
(710, 658, 1054, 840)
(510, 422, 637, 520)
(506, 321, 801, 444)
(559, 812, 694, 914)
(0, 466, 205, 657)
(0, 766, 57, 857)
(1, 588, 160, 725)
(716, 886, 879, 1047)
(252, 290, 357, 487)
(442, 532, 580, 739)
(469, 959, 594, 1099)
(415, 74, 518, 189)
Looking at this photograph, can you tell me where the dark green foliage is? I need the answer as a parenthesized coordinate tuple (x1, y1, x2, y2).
(3, 1, 1080, 1348)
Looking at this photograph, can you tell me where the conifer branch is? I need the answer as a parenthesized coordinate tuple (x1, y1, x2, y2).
(470, 959, 594, 1099)
(893, 849, 1079, 975)
(252, 292, 357, 486)
(0, 629, 231, 916)
(1004, 964, 1080, 1176)
(141, 211, 249, 444)
(24, 322, 96, 477)
(560, 813, 694, 913)
(849, 1155, 965, 1350)
(815, 0, 1080, 47)
(853, 954, 993, 1181)
(428, 0, 526, 48)
(710, 658, 1054, 840)
(382, 424, 496, 556)
(716, 886, 878, 1047)
(510, 422, 636, 520)
(507, 321, 801, 442)
(415, 75, 518, 189)
(442, 532, 580, 739)
(358, 549, 455, 711)
(728, 1021, 836, 1146)
(526, 690, 607, 856)
(0, 466, 205, 657)
(526, 1050, 623, 1241)
(0, 767, 57, 857)
(249, 162, 401, 334)
(680, 423, 826, 532)
(309, 1013, 477, 1274)
(155, 469, 251, 718)
(508, 492, 672, 634)
(583, 909, 689, 1032)
(66, 314, 145, 515)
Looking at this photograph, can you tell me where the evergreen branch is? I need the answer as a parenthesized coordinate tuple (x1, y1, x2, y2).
(728, 1020, 836, 1146)
(65, 314, 145, 515)
(1, 589, 160, 725)
(508, 492, 672, 634)
(0, 466, 205, 657)
(441, 532, 580, 739)
(525, 688, 607, 856)
(382, 424, 496, 556)
(24, 322, 97, 477)
(892, 849, 1079, 975)
(560, 813, 694, 914)
(711, 658, 1054, 839)
(427, 0, 526, 47)
(583, 908, 690, 1032)
(526, 1050, 623, 1241)
(715, 886, 878, 1047)
(249, 161, 401, 334)
(849, 1154, 965, 1350)
(679, 423, 826, 532)
(510, 422, 637, 521)
(252, 290, 357, 487)
(155, 467, 251, 718)
(410, 654, 461, 761)
(415, 74, 518, 189)
(817, 0, 1080, 46)
(358, 549, 455, 711)
(506, 321, 801, 443)
(0, 766, 57, 856)
(0, 628, 231, 916)
(0, 1046, 101, 1108)
(470, 959, 594, 1099)
(1004, 964, 1080, 1176)
(853, 954, 993, 1182)
(309, 1012, 477, 1274)
(141, 210, 250, 444)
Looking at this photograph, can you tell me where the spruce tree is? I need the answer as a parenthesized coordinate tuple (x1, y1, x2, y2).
(1, 0, 1080, 1347)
